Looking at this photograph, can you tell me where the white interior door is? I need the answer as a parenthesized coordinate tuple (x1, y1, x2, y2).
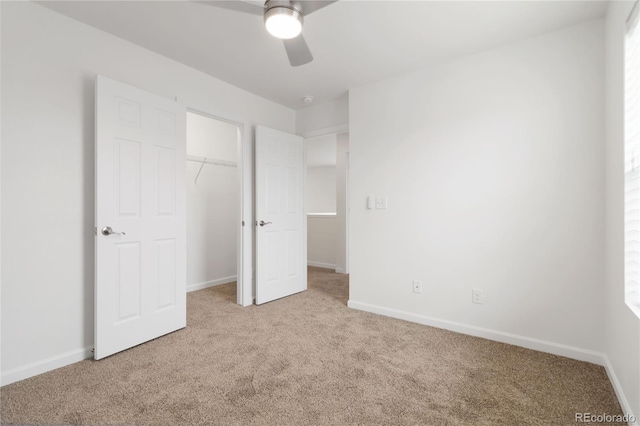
(255, 126, 306, 304)
(95, 76, 186, 359)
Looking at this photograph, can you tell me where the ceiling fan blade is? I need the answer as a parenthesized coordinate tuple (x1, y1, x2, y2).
(297, 0, 338, 16)
(194, 0, 264, 16)
(283, 35, 313, 67)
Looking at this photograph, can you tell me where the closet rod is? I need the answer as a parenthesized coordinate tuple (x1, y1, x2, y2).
(187, 155, 237, 168)
(187, 155, 237, 184)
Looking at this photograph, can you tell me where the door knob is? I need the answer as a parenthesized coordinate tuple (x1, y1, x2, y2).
(101, 226, 125, 236)
(259, 221, 272, 227)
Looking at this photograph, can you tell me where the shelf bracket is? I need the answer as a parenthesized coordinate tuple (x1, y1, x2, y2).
(195, 157, 207, 184)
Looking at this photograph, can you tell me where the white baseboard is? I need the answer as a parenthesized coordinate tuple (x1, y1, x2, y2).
(335, 267, 347, 274)
(307, 261, 337, 270)
(187, 275, 237, 293)
(603, 355, 638, 425)
(1, 346, 93, 387)
(347, 300, 605, 365)
(2, 276, 237, 386)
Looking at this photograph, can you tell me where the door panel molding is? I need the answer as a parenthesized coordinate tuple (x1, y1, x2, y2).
(95, 75, 186, 360)
(255, 126, 306, 304)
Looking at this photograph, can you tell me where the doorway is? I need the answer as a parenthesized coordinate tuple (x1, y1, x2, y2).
(185, 111, 241, 302)
(304, 131, 349, 274)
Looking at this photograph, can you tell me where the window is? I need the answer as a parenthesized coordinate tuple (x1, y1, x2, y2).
(625, 1, 640, 317)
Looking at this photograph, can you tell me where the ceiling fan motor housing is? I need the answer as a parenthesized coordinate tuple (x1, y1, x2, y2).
(264, 0, 303, 15)
(264, 0, 304, 40)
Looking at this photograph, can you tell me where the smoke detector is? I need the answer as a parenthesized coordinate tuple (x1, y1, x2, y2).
(303, 95, 314, 104)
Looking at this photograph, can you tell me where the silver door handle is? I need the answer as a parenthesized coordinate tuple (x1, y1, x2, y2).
(258, 221, 272, 227)
(101, 226, 125, 236)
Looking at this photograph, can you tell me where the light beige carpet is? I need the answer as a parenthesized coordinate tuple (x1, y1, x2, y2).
(1, 267, 622, 425)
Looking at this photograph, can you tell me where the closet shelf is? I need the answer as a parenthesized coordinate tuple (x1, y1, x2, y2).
(187, 155, 237, 168)
(187, 155, 237, 184)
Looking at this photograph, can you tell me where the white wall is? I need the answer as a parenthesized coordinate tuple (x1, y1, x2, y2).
(305, 133, 339, 269)
(604, 1, 640, 419)
(187, 162, 238, 290)
(0, 1, 294, 384)
(187, 112, 238, 163)
(348, 19, 606, 360)
(306, 166, 336, 267)
(307, 216, 338, 269)
(186, 113, 238, 291)
(305, 133, 337, 167)
(306, 167, 337, 213)
(296, 93, 349, 136)
(305, 133, 338, 213)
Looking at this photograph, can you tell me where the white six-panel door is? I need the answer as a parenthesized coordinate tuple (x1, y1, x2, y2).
(95, 76, 186, 359)
(255, 126, 306, 304)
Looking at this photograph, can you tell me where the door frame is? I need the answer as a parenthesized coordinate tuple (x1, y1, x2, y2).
(181, 102, 252, 307)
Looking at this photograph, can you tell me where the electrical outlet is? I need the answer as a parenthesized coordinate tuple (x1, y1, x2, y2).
(413, 280, 422, 294)
(472, 288, 484, 304)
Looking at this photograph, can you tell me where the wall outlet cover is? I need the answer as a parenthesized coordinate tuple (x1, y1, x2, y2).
(375, 197, 388, 209)
(472, 288, 484, 304)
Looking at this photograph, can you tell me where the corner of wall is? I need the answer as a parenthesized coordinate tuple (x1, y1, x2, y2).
(603, 354, 639, 425)
(1, 346, 94, 387)
(295, 93, 349, 136)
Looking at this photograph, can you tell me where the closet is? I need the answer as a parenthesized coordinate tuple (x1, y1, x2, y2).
(186, 111, 240, 293)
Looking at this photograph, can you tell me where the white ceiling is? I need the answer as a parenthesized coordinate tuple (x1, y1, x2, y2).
(41, 0, 608, 110)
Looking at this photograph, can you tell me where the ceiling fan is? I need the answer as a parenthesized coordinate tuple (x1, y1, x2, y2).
(198, 0, 338, 67)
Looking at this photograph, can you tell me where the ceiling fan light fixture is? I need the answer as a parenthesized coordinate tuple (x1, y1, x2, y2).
(264, 5, 303, 39)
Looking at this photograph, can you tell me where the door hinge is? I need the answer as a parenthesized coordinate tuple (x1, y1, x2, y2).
(94, 227, 97, 236)
(242, 221, 245, 227)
